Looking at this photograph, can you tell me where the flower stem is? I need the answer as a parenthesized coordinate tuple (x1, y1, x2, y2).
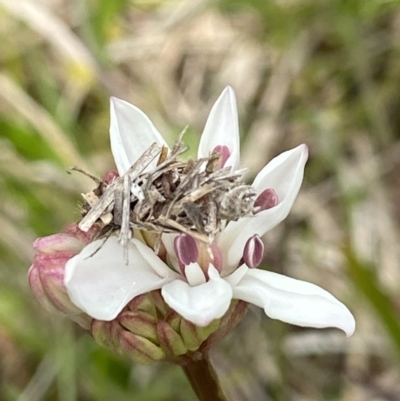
(182, 353, 229, 401)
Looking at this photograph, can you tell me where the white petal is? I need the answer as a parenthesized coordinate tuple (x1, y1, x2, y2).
(198, 86, 240, 170)
(110, 97, 168, 175)
(131, 238, 179, 278)
(224, 264, 248, 286)
(219, 144, 308, 269)
(64, 236, 175, 321)
(185, 263, 206, 286)
(233, 268, 355, 336)
(161, 266, 233, 327)
(161, 232, 179, 270)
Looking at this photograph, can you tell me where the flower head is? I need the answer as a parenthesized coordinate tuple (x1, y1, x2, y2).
(30, 87, 355, 363)
(64, 86, 355, 337)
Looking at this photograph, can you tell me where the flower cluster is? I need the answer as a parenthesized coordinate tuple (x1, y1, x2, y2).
(29, 87, 355, 363)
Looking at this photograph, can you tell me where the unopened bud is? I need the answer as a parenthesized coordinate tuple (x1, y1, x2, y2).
(30, 228, 98, 329)
(119, 331, 165, 364)
(254, 188, 278, 212)
(31, 251, 91, 328)
(150, 290, 168, 316)
(103, 170, 119, 184)
(28, 264, 59, 313)
(157, 321, 187, 356)
(166, 311, 182, 332)
(243, 235, 264, 268)
(127, 293, 157, 317)
(109, 319, 125, 354)
(119, 311, 158, 344)
(195, 318, 221, 343)
(91, 320, 113, 349)
(33, 233, 84, 254)
(180, 319, 203, 351)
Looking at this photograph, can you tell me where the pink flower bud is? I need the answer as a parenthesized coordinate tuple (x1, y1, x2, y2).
(30, 227, 97, 329)
(34, 251, 78, 313)
(243, 235, 264, 268)
(254, 188, 278, 212)
(103, 170, 119, 184)
(33, 234, 83, 254)
(28, 264, 59, 313)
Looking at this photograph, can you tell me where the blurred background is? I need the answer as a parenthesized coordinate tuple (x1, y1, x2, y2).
(1, 0, 400, 400)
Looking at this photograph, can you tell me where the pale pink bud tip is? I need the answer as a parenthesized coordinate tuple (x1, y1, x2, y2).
(212, 145, 230, 168)
(243, 235, 264, 268)
(33, 234, 83, 253)
(254, 188, 278, 212)
(103, 170, 119, 184)
(174, 234, 198, 266)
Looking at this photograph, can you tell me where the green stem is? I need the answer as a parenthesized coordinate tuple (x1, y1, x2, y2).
(182, 353, 229, 401)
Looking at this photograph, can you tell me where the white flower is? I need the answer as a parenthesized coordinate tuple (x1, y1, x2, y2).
(64, 87, 355, 336)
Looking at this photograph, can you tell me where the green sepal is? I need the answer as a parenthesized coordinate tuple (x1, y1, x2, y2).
(119, 311, 159, 344)
(166, 311, 181, 332)
(127, 293, 157, 317)
(196, 318, 221, 342)
(109, 320, 125, 354)
(91, 320, 113, 348)
(157, 321, 187, 356)
(180, 319, 203, 351)
(92, 320, 124, 354)
(119, 331, 165, 365)
(150, 290, 168, 316)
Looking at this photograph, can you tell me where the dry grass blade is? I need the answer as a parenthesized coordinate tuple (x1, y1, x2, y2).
(0, 213, 33, 260)
(120, 173, 132, 263)
(0, 0, 98, 76)
(242, 30, 316, 173)
(78, 138, 257, 265)
(78, 143, 162, 232)
(0, 73, 90, 173)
